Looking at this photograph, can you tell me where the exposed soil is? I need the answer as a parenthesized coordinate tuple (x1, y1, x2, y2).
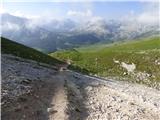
(1, 54, 160, 120)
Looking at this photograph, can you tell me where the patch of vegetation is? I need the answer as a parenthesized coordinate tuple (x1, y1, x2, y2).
(50, 37, 160, 88)
(1, 37, 64, 66)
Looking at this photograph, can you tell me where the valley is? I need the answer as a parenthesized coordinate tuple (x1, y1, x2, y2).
(1, 13, 159, 53)
(2, 53, 160, 120)
(50, 37, 160, 89)
(1, 1, 160, 120)
(1, 35, 160, 120)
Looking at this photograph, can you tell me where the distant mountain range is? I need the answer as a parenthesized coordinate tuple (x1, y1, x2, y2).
(1, 13, 159, 53)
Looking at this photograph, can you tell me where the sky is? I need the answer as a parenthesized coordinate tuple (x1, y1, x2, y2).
(2, 2, 144, 19)
(1, 0, 159, 25)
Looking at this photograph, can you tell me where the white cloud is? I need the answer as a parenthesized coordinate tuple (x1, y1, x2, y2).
(121, 2, 159, 26)
(2, 22, 21, 31)
(0, 4, 38, 19)
(67, 9, 92, 17)
(137, 3, 159, 25)
(9, 11, 40, 19)
(67, 9, 104, 23)
(67, 9, 109, 35)
(26, 11, 62, 29)
(2, 1, 159, 36)
(137, 12, 158, 24)
(11, 11, 24, 17)
(0, 5, 7, 14)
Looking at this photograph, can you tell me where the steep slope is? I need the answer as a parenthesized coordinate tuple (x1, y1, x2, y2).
(1, 37, 160, 120)
(50, 37, 160, 89)
(1, 37, 69, 119)
(1, 14, 59, 53)
(1, 37, 64, 66)
(1, 54, 69, 120)
(2, 54, 160, 120)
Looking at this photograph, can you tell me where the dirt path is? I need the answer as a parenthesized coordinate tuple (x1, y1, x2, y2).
(2, 54, 160, 120)
(1, 54, 69, 120)
(49, 74, 69, 120)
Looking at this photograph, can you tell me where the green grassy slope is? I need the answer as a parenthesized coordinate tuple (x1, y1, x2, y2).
(1, 37, 64, 66)
(50, 37, 160, 88)
(78, 37, 160, 52)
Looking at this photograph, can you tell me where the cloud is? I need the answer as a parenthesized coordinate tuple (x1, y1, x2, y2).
(137, 3, 159, 25)
(67, 9, 103, 23)
(9, 11, 40, 19)
(67, 9, 92, 17)
(2, 1, 159, 36)
(67, 9, 109, 35)
(0, 8, 39, 19)
(0, 4, 38, 19)
(121, 2, 159, 26)
(0, 5, 7, 14)
(137, 12, 158, 24)
(26, 10, 63, 29)
(2, 22, 21, 31)
(67, 9, 94, 23)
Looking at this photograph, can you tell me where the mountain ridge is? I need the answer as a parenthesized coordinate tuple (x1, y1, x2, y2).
(1, 13, 159, 53)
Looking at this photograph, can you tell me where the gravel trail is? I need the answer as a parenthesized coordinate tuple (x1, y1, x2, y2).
(65, 71, 160, 120)
(2, 54, 160, 120)
(2, 54, 69, 120)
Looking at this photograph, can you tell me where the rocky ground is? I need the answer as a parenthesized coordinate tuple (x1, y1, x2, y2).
(1, 54, 160, 120)
(66, 72, 160, 120)
(1, 54, 69, 120)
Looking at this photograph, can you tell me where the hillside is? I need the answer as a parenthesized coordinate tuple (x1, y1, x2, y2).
(50, 37, 160, 89)
(2, 53, 160, 120)
(1, 37, 64, 66)
(1, 37, 160, 120)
